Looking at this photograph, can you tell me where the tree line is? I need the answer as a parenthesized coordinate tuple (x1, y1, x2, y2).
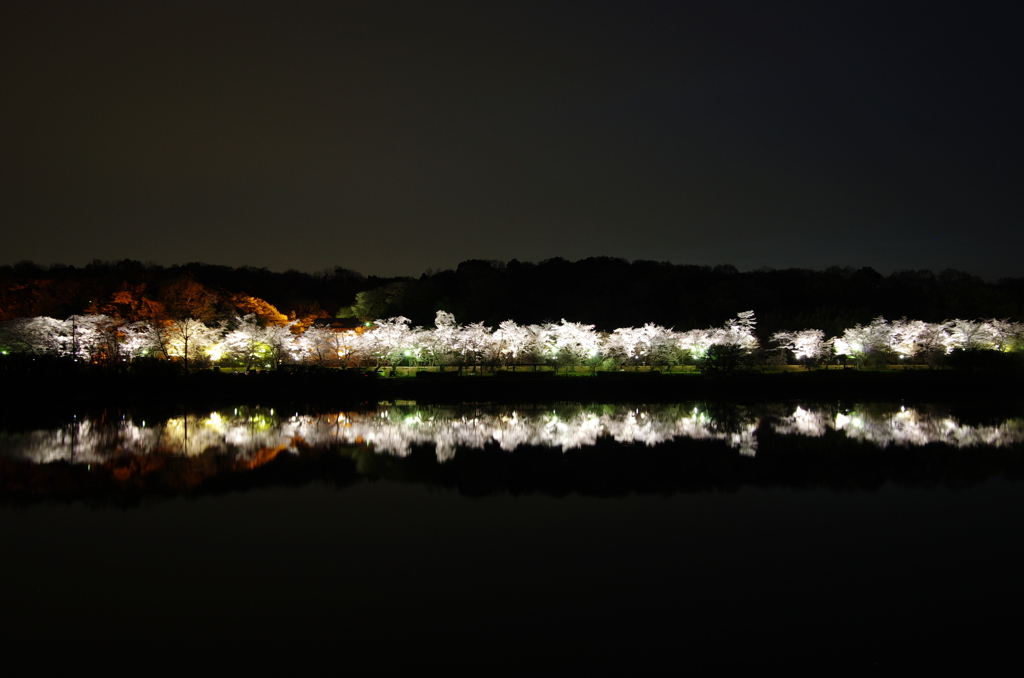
(2, 306, 1022, 375)
(4, 257, 1024, 336)
(2, 257, 1022, 374)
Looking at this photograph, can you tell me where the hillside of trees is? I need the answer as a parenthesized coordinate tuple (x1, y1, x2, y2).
(3, 257, 1023, 340)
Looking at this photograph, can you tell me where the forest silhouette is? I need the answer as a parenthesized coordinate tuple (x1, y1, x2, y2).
(3, 257, 1022, 340)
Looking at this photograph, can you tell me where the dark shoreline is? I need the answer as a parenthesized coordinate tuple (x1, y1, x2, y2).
(4, 368, 1021, 409)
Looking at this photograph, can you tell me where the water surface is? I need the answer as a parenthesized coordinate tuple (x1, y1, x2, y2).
(3, 400, 1022, 669)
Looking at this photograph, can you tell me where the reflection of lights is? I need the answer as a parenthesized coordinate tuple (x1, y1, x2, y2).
(5, 404, 1024, 467)
(205, 411, 226, 434)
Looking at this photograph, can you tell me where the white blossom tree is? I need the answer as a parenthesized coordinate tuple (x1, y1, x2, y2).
(492, 320, 536, 370)
(717, 310, 759, 351)
(0, 316, 65, 355)
(262, 322, 298, 369)
(296, 326, 343, 367)
(833, 317, 893, 367)
(120, 320, 163, 360)
(62, 314, 124, 364)
(914, 320, 953, 367)
(604, 326, 646, 369)
(887, 318, 934, 362)
(641, 324, 681, 370)
(163, 319, 219, 370)
(947, 319, 995, 351)
(421, 311, 461, 368)
(676, 327, 713, 364)
(222, 315, 269, 369)
(459, 321, 495, 372)
(542, 319, 601, 374)
(989, 319, 1024, 352)
(363, 317, 417, 370)
(3, 304, 1021, 376)
(772, 329, 833, 368)
(606, 323, 680, 371)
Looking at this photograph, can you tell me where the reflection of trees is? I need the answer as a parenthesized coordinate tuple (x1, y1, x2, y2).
(319, 403, 759, 460)
(3, 401, 1024, 503)
(833, 404, 1024, 449)
(0, 408, 288, 464)
(771, 405, 836, 437)
(5, 403, 1024, 470)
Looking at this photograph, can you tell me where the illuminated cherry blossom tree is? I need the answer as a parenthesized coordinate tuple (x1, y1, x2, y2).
(120, 320, 162, 360)
(162, 319, 219, 370)
(421, 311, 460, 368)
(362, 316, 417, 369)
(989, 319, 1024, 352)
(716, 310, 759, 351)
(541, 319, 601, 374)
(948, 318, 998, 351)
(64, 314, 124, 364)
(459, 320, 495, 371)
(676, 327, 713, 363)
(604, 323, 679, 371)
(3, 304, 1021, 375)
(296, 325, 342, 366)
(604, 326, 646, 369)
(772, 329, 832, 368)
(263, 322, 299, 368)
(833, 317, 893, 367)
(492, 320, 536, 370)
(0, 316, 66, 356)
(222, 315, 265, 368)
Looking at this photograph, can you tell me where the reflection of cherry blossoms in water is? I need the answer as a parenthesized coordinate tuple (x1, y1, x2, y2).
(0, 408, 298, 465)
(833, 405, 1024, 449)
(2, 403, 1023, 466)
(769, 403, 1024, 449)
(351, 405, 759, 460)
(771, 405, 835, 437)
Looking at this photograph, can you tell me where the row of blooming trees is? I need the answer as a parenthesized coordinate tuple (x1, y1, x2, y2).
(770, 317, 1024, 369)
(0, 314, 297, 371)
(1, 310, 1022, 372)
(825, 317, 1024, 368)
(258, 310, 763, 373)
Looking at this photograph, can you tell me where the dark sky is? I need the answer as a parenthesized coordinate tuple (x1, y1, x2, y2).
(3, 1, 1021, 280)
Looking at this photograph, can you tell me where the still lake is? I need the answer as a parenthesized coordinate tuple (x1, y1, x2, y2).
(3, 401, 1023, 669)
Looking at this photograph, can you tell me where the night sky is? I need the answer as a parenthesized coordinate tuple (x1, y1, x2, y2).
(3, 1, 1021, 280)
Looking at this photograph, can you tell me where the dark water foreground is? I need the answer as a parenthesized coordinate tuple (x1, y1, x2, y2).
(3, 401, 1024, 670)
